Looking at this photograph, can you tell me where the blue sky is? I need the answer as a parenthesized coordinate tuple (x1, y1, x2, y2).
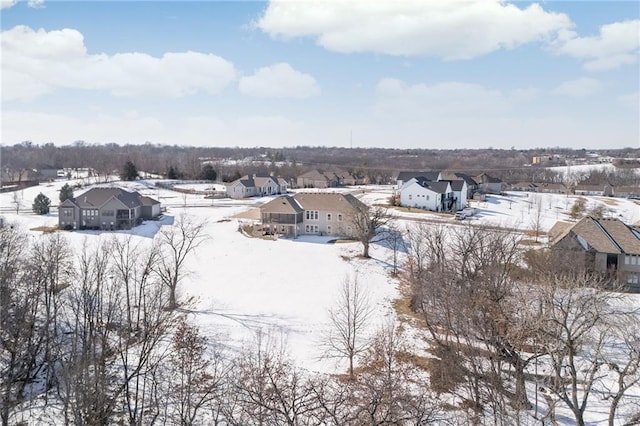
(1, 0, 638, 149)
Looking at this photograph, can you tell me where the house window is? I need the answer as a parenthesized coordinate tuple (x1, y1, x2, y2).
(305, 224, 319, 233)
(426, 195, 429, 200)
(628, 274, 639, 285)
(327, 225, 332, 234)
(306, 210, 319, 220)
(327, 213, 332, 221)
(63, 209, 72, 216)
(338, 214, 343, 221)
(103, 210, 114, 216)
(409, 194, 412, 200)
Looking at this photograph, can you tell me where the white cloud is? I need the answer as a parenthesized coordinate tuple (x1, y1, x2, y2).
(551, 20, 640, 71)
(238, 62, 320, 98)
(27, 0, 45, 8)
(257, 0, 572, 59)
(553, 77, 603, 98)
(374, 78, 512, 119)
(1, 25, 237, 101)
(0, 0, 18, 9)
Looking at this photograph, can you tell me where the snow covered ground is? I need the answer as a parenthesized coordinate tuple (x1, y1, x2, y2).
(2, 178, 640, 424)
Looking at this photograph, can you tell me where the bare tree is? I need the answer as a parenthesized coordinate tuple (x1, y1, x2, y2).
(324, 275, 373, 380)
(529, 195, 544, 242)
(352, 320, 445, 425)
(381, 222, 405, 276)
(536, 273, 636, 426)
(231, 330, 318, 425)
(155, 214, 207, 309)
(350, 205, 389, 258)
(168, 317, 228, 426)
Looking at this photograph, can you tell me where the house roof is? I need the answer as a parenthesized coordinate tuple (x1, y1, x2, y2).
(140, 196, 160, 206)
(447, 180, 466, 191)
(548, 221, 573, 243)
(511, 182, 538, 189)
(476, 173, 503, 184)
(298, 170, 332, 181)
(554, 216, 640, 255)
(260, 195, 304, 214)
(441, 172, 477, 186)
(72, 187, 147, 209)
(292, 192, 366, 213)
(397, 171, 441, 183)
(408, 177, 451, 194)
(231, 174, 278, 188)
(574, 184, 608, 192)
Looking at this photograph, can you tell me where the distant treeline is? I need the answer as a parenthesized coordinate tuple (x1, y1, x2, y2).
(2, 141, 638, 186)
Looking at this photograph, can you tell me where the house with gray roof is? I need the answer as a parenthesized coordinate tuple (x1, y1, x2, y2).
(226, 174, 285, 199)
(552, 216, 640, 290)
(395, 171, 442, 188)
(59, 187, 160, 230)
(259, 192, 366, 238)
(399, 177, 454, 212)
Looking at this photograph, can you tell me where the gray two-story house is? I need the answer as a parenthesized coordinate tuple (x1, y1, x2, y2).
(59, 187, 161, 230)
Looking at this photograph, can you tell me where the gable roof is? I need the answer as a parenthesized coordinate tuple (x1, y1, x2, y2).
(405, 177, 451, 194)
(230, 174, 278, 188)
(140, 196, 160, 206)
(446, 180, 466, 191)
(441, 172, 478, 186)
(554, 217, 640, 255)
(260, 195, 304, 215)
(72, 187, 145, 209)
(397, 171, 441, 183)
(292, 192, 366, 213)
(476, 173, 503, 184)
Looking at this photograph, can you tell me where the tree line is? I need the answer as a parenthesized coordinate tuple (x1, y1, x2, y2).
(4, 142, 638, 187)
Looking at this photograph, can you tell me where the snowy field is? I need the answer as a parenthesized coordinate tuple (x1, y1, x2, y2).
(2, 178, 640, 424)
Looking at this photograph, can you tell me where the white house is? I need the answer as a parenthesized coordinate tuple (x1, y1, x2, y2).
(399, 178, 454, 212)
(448, 180, 468, 210)
(227, 174, 284, 199)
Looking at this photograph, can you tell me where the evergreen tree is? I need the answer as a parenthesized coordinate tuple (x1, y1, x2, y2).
(167, 165, 179, 180)
(199, 164, 216, 181)
(32, 192, 51, 215)
(121, 160, 138, 181)
(59, 183, 74, 203)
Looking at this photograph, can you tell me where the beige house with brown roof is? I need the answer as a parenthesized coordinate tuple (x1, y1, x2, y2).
(260, 193, 366, 238)
(552, 216, 640, 290)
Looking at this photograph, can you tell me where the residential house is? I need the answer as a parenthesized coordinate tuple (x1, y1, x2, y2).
(295, 168, 363, 188)
(260, 192, 366, 238)
(58, 187, 161, 230)
(613, 186, 640, 199)
(536, 182, 568, 194)
(475, 173, 505, 194)
(226, 174, 284, 199)
(510, 182, 539, 192)
(441, 172, 477, 199)
(551, 216, 640, 290)
(297, 170, 338, 188)
(447, 180, 468, 210)
(574, 184, 614, 197)
(395, 171, 442, 189)
(399, 177, 454, 212)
